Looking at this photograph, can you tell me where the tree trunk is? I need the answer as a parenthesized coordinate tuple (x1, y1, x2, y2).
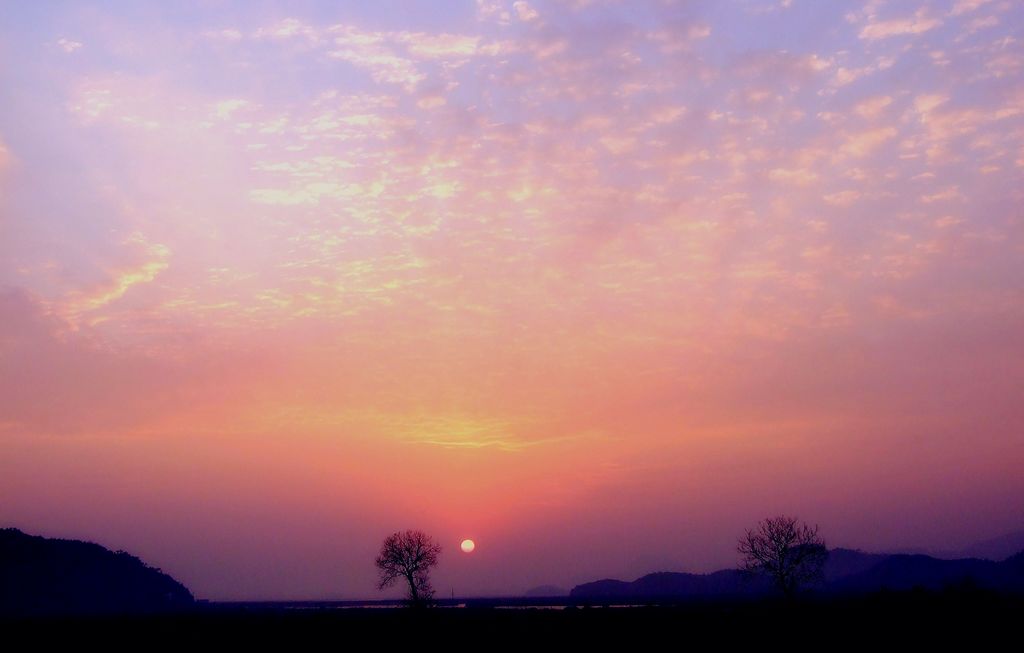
(406, 572, 419, 605)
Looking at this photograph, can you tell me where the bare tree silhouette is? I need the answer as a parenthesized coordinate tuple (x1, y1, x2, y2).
(738, 515, 827, 597)
(375, 530, 442, 607)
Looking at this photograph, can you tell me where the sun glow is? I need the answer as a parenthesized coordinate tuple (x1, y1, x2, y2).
(460, 539, 476, 554)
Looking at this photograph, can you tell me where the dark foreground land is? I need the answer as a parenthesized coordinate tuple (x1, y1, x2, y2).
(5, 591, 1022, 648)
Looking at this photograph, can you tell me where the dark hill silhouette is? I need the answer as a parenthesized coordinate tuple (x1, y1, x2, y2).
(571, 549, 880, 600)
(571, 569, 770, 600)
(570, 548, 1024, 601)
(829, 554, 1007, 594)
(822, 548, 889, 581)
(0, 528, 194, 615)
(879, 531, 1024, 560)
(959, 531, 1024, 561)
(1000, 551, 1024, 589)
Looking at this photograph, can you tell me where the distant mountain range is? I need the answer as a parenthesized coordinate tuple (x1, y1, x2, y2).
(881, 531, 1024, 561)
(571, 547, 1024, 601)
(0, 528, 194, 615)
(524, 585, 568, 597)
(957, 531, 1024, 561)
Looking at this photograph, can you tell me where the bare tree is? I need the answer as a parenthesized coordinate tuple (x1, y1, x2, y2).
(738, 515, 828, 597)
(375, 530, 442, 607)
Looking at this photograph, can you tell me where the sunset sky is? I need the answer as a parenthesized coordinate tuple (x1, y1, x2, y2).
(1, 0, 1022, 600)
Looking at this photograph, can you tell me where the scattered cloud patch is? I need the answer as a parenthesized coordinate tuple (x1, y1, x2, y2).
(513, 1, 539, 22)
(56, 38, 83, 53)
(859, 12, 941, 40)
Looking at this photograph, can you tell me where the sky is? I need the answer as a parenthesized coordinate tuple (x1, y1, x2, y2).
(0, 0, 1022, 600)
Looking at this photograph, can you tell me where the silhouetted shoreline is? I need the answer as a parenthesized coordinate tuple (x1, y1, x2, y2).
(6, 527, 1024, 618)
(5, 527, 1023, 645)
(5, 592, 1022, 646)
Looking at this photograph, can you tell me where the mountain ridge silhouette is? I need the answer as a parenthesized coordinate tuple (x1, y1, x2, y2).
(0, 527, 194, 615)
(570, 546, 1024, 600)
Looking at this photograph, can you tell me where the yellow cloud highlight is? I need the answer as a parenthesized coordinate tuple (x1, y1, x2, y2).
(254, 18, 317, 41)
(212, 99, 249, 119)
(859, 12, 941, 40)
(63, 234, 170, 320)
(399, 32, 482, 58)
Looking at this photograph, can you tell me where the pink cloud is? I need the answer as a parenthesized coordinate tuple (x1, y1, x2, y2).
(513, 1, 539, 22)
